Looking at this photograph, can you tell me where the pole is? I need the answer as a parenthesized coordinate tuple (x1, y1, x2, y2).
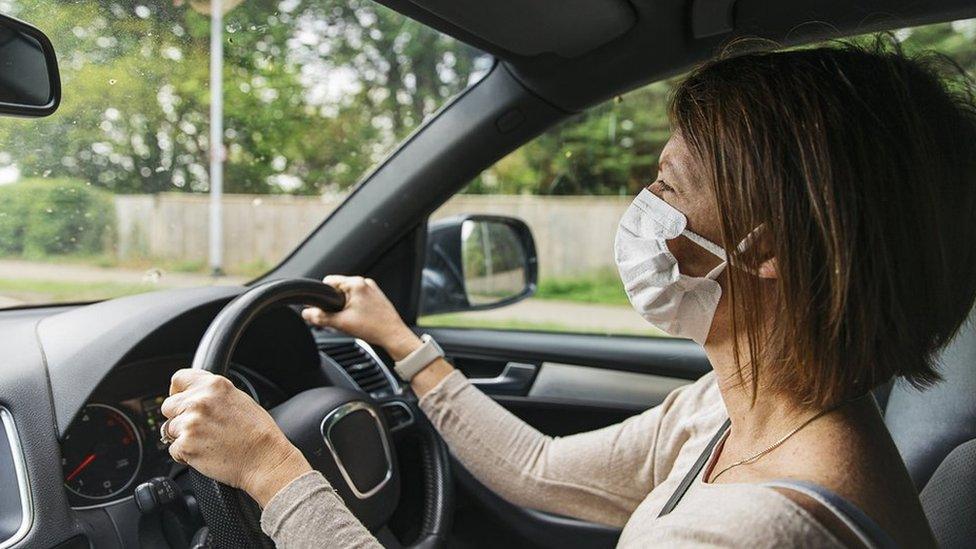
(208, 0, 224, 277)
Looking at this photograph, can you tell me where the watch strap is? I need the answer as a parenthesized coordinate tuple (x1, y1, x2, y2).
(394, 334, 444, 381)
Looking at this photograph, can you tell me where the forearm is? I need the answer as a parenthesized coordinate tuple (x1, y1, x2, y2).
(417, 370, 641, 526)
(260, 471, 383, 549)
(382, 330, 646, 525)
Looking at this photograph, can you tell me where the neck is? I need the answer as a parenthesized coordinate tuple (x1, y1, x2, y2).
(703, 327, 822, 446)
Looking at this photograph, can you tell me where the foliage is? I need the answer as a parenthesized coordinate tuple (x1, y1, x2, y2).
(465, 22, 976, 196)
(0, 178, 115, 256)
(0, 0, 485, 195)
(0, 4, 973, 202)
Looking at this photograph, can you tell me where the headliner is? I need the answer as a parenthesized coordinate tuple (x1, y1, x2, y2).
(375, 0, 976, 112)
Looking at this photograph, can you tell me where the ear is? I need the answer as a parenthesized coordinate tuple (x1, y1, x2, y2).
(757, 257, 778, 279)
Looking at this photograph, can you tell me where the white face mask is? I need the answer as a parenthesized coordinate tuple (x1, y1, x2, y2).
(614, 189, 728, 345)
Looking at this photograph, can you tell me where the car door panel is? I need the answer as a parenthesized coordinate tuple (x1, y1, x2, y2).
(528, 362, 691, 409)
(420, 327, 711, 548)
(424, 328, 711, 381)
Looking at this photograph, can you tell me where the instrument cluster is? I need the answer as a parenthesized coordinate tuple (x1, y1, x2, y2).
(60, 357, 284, 508)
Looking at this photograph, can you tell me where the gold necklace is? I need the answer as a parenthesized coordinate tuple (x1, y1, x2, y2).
(710, 401, 848, 482)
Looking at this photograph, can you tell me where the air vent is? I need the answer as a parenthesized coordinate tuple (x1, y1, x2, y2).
(380, 401, 414, 432)
(319, 340, 395, 397)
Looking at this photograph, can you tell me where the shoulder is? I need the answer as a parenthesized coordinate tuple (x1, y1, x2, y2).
(622, 484, 845, 548)
(668, 371, 722, 413)
(631, 371, 726, 483)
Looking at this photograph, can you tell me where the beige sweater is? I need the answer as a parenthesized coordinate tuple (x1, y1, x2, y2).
(261, 371, 845, 548)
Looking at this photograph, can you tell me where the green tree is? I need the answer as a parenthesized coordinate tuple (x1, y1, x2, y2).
(0, 0, 485, 195)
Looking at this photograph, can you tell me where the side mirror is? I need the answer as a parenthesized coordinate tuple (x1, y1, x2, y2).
(420, 215, 538, 316)
(0, 13, 60, 118)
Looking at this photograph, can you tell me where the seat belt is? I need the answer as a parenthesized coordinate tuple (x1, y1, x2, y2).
(657, 418, 731, 517)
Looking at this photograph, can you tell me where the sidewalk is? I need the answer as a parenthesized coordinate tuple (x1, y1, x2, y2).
(0, 259, 655, 336)
(0, 259, 247, 307)
(0, 259, 247, 287)
(459, 297, 658, 335)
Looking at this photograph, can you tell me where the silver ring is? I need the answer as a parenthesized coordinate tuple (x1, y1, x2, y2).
(160, 418, 175, 445)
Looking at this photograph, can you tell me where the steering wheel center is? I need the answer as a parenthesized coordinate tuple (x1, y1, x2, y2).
(270, 386, 400, 529)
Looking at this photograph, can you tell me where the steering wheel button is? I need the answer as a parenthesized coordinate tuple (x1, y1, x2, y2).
(321, 401, 394, 499)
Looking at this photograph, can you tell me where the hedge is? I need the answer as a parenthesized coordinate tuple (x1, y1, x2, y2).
(0, 178, 115, 256)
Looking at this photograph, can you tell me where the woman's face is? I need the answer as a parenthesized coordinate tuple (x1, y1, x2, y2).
(649, 134, 725, 278)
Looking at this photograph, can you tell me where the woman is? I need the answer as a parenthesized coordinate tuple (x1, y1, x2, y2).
(160, 40, 976, 547)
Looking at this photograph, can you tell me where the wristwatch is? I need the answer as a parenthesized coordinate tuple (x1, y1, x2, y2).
(394, 334, 444, 381)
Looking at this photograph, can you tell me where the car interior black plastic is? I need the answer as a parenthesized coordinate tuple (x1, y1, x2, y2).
(403, 0, 636, 58)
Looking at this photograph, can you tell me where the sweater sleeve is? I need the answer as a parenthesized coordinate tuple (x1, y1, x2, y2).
(260, 470, 383, 549)
(418, 369, 693, 527)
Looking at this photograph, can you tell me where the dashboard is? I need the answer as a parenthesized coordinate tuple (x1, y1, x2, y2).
(0, 285, 404, 549)
(60, 357, 286, 509)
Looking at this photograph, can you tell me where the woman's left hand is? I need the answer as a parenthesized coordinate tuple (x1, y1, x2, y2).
(161, 369, 313, 507)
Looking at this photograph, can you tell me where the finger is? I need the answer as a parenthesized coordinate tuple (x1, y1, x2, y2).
(160, 392, 190, 419)
(364, 277, 378, 289)
(159, 418, 175, 443)
(169, 368, 210, 396)
(168, 437, 189, 465)
(322, 275, 351, 292)
(325, 274, 368, 291)
(164, 410, 190, 440)
(302, 307, 336, 327)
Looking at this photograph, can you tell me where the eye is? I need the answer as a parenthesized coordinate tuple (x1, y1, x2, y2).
(653, 179, 676, 193)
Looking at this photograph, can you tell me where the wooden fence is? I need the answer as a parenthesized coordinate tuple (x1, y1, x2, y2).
(114, 193, 633, 278)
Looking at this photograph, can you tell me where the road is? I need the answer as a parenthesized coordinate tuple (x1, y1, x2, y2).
(448, 297, 659, 335)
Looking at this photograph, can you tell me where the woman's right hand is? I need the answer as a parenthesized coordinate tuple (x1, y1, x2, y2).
(303, 275, 422, 361)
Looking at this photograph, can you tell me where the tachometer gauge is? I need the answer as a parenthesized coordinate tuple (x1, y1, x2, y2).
(62, 403, 143, 500)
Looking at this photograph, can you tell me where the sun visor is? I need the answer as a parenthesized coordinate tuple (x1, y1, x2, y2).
(404, 0, 636, 58)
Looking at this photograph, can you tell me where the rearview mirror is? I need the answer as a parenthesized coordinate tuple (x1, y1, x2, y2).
(0, 13, 60, 117)
(420, 215, 538, 316)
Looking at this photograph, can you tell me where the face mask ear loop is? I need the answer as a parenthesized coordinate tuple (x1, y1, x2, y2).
(704, 261, 728, 281)
(728, 224, 767, 276)
(682, 228, 727, 261)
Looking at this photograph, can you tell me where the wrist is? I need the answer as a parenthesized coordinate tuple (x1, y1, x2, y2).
(384, 328, 423, 361)
(246, 444, 312, 508)
(410, 358, 455, 398)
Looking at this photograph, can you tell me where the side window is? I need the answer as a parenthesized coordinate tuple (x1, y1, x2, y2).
(419, 80, 676, 337)
(417, 17, 976, 337)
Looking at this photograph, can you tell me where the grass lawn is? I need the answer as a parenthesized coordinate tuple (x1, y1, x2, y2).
(0, 278, 164, 303)
(534, 268, 630, 306)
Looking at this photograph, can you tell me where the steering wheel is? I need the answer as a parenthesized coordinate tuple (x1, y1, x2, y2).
(187, 278, 453, 548)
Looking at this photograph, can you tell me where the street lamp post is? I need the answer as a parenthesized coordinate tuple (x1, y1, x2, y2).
(187, 0, 241, 276)
(207, 0, 224, 276)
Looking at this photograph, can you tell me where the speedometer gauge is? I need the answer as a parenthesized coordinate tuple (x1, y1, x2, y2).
(62, 404, 143, 500)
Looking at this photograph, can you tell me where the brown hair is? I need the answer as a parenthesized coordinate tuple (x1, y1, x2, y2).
(670, 37, 976, 406)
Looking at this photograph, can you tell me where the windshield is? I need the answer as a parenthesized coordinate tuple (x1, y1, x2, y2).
(0, 0, 488, 308)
